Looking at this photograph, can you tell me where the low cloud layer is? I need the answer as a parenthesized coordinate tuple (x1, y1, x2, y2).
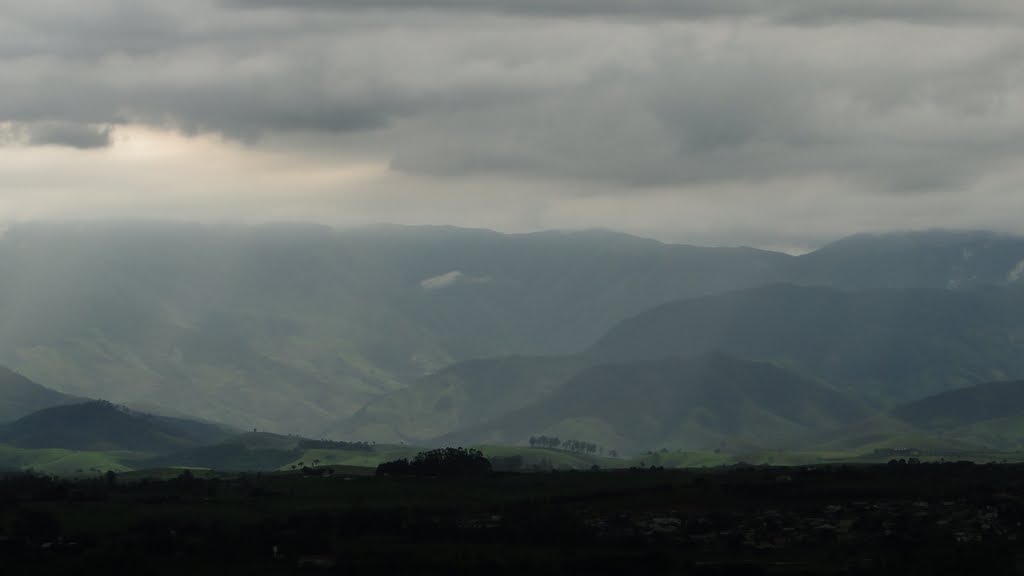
(9, 122, 114, 149)
(2, 0, 1024, 248)
(237, 0, 1024, 25)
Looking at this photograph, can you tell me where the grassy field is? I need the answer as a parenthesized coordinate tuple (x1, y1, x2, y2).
(10, 438, 1024, 478)
(477, 445, 628, 469)
(0, 444, 142, 475)
(279, 444, 629, 473)
(282, 444, 419, 469)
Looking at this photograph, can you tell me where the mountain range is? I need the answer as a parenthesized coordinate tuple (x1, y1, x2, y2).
(0, 222, 789, 434)
(333, 282, 1024, 449)
(6, 368, 1024, 470)
(2, 223, 1024, 452)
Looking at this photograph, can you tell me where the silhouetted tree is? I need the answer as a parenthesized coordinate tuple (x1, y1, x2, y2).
(375, 458, 412, 476)
(376, 447, 491, 477)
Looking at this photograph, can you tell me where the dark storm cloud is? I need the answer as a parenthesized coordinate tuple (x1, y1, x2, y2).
(3, 0, 1024, 223)
(25, 122, 114, 149)
(1, 121, 113, 149)
(0, 2, 196, 59)
(0, 1, 399, 140)
(388, 33, 1024, 193)
(232, 0, 1024, 25)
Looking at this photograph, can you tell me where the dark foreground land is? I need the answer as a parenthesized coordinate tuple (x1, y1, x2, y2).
(3, 463, 1024, 574)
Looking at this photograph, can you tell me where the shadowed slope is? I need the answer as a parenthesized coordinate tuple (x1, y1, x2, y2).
(0, 401, 233, 453)
(0, 366, 79, 422)
(442, 353, 870, 453)
(588, 284, 1024, 404)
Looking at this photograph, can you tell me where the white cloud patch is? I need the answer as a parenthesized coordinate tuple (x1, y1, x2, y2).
(1008, 259, 1024, 282)
(419, 270, 493, 290)
(420, 270, 465, 290)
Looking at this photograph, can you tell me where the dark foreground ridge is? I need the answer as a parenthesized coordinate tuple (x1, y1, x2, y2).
(3, 462, 1024, 574)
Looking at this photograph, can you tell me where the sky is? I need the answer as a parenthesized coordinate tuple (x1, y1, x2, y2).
(3, 0, 1024, 250)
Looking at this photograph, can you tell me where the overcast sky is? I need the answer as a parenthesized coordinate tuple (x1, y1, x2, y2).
(3, 0, 1024, 250)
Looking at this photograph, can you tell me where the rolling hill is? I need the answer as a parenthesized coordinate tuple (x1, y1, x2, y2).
(0, 401, 233, 453)
(806, 380, 1024, 456)
(147, 432, 401, 471)
(892, 380, 1024, 429)
(439, 354, 871, 454)
(884, 380, 1024, 451)
(325, 355, 583, 443)
(587, 283, 1024, 405)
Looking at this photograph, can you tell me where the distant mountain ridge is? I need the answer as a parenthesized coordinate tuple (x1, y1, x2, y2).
(0, 366, 79, 422)
(811, 379, 1024, 455)
(791, 230, 1024, 289)
(2, 223, 1024, 436)
(893, 380, 1024, 430)
(334, 282, 1024, 452)
(587, 283, 1024, 404)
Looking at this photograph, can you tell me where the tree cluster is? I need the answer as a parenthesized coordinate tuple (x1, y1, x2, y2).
(298, 439, 373, 451)
(528, 436, 601, 454)
(376, 447, 492, 477)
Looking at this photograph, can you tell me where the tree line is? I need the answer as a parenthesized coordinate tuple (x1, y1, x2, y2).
(529, 436, 615, 457)
(298, 439, 373, 452)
